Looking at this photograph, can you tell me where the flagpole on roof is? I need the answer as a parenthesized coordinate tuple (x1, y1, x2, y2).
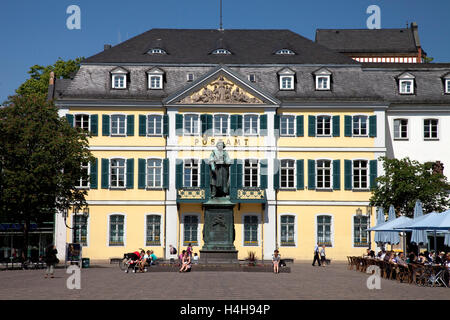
(219, 0, 223, 31)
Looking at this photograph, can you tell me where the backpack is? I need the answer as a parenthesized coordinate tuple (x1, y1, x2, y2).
(171, 247, 177, 255)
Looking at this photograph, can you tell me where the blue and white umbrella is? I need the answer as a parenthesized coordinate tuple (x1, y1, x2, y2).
(384, 205, 400, 245)
(373, 207, 386, 244)
(410, 200, 428, 245)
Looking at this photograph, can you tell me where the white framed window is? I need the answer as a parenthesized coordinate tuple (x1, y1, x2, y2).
(74, 114, 90, 132)
(109, 214, 125, 246)
(212, 49, 231, 55)
(280, 215, 296, 246)
(280, 115, 295, 136)
(213, 114, 229, 136)
(243, 215, 259, 246)
(76, 162, 90, 189)
(110, 158, 126, 188)
(112, 74, 126, 89)
(352, 115, 368, 136)
(244, 159, 259, 188)
(317, 215, 332, 247)
(147, 159, 163, 188)
(353, 160, 368, 190)
(280, 76, 294, 90)
(248, 74, 256, 82)
(147, 114, 163, 136)
(316, 115, 332, 137)
(445, 79, 450, 94)
(243, 114, 258, 136)
(316, 160, 332, 190)
(111, 114, 126, 136)
(183, 159, 199, 188)
(424, 119, 438, 140)
(399, 79, 414, 94)
(316, 76, 330, 90)
(187, 73, 194, 82)
(149, 75, 163, 89)
(393, 119, 408, 139)
(353, 215, 369, 247)
(276, 49, 295, 55)
(146, 215, 161, 246)
(184, 114, 200, 135)
(148, 48, 166, 54)
(280, 159, 295, 189)
(183, 214, 199, 246)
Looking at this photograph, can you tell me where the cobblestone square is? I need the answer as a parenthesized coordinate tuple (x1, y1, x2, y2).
(0, 262, 448, 300)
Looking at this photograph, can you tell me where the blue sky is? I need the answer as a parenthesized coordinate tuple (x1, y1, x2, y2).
(1, 0, 450, 103)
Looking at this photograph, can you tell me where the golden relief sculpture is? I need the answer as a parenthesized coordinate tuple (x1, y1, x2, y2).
(179, 76, 263, 104)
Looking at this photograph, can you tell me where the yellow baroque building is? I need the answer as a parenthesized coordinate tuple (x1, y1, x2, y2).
(50, 29, 391, 263)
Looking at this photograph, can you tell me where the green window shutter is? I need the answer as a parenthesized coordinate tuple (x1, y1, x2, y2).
(370, 160, 378, 189)
(163, 158, 169, 189)
(333, 160, 341, 190)
(237, 160, 243, 188)
(332, 115, 340, 137)
(369, 115, 377, 137)
(344, 160, 352, 190)
(260, 114, 267, 136)
(163, 114, 169, 136)
(90, 158, 98, 189)
(296, 159, 304, 190)
(344, 115, 352, 137)
(90, 114, 98, 136)
(207, 114, 213, 134)
(127, 115, 134, 136)
(139, 115, 146, 136)
(200, 159, 210, 188)
(273, 159, 280, 190)
(308, 159, 315, 190)
(102, 115, 110, 136)
(236, 115, 243, 136)
(259, 159, 268, 189)
(101, 158, 109, 189)
(175, 160, 183, 189)
(200, 114, 207, 135)
(296, 115, 304, 137)
(66, 114, 74, 127)
(274, 114, 280, 136)
(176, 114, 183, 136)
(126, 159, 134, 189)
(308, 116, 316, 137)
(230, 115, 238, 135)
(138, 158, 146, 189)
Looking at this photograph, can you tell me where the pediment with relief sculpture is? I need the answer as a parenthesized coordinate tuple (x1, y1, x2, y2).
(178, 76, 263, 104)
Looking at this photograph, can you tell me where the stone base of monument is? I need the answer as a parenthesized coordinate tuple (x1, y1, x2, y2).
(199, 250, 239, 264)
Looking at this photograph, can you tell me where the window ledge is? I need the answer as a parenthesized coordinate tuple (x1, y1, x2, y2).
(316, 188, 333, 192)
(424, 138, 439, 141)
(352, 188, 370, 192)
(146, 187, 164, 191)
(279, 188, 297, 191)
(393, 138, 409, 141)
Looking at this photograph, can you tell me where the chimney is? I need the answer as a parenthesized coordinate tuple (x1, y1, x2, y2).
(104, 44, 112, 51)
(49, 71, 55, 86)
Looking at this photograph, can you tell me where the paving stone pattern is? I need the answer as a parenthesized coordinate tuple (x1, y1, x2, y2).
(0, 262, 448, 300)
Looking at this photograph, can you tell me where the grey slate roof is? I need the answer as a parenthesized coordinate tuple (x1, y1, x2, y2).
(83, 29, 357, 65)
(315, 28, 419, 53)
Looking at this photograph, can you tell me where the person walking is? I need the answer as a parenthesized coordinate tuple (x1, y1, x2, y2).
(320, 245, 326, 267)
(312, 242, 321, 267)
(44, 244, 58, 278)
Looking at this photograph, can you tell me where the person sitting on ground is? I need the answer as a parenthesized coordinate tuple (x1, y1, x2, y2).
(139, 250, 150, 272)
(193, 253, 199, 264)
(179, 251, 192, 272)
(149, 250, 157, 265)
(272, 250, 281, 274)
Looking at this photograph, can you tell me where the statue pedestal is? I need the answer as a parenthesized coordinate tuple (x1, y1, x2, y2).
(201, 197, 238, 264)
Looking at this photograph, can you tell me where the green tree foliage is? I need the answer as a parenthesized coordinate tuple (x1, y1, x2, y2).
(0, 95, 93, 256)
(13, 57, 83, 101)
(370, 157, 450, 217)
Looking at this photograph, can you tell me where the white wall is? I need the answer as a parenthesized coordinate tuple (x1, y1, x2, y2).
(387, 110, 450, 178)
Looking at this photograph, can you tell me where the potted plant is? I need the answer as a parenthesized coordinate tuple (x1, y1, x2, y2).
(246, 251, 256, 266)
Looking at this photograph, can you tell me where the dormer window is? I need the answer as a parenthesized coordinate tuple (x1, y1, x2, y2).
(187, 73, 194, 82)
(398, 72, 415, 95)
(146, 67, 165, 90)
(276, 49, 295, 55)
(148, 48, 167, 55)
(313, 68, 332, 91)
(446, 79, 450, 94)
(277, 68, 295, 91)
(110, 67, 129, 89)
(212, 49, 231, 55)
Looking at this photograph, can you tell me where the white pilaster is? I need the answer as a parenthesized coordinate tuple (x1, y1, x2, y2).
(54, 210, 67, 262)
(263, 204, 276, 260)
(165, 204, 179, 259)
